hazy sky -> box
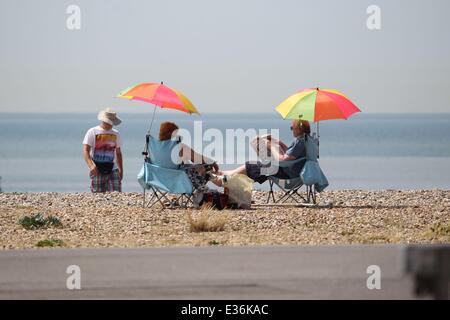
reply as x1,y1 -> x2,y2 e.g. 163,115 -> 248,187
0,0 -> 449,113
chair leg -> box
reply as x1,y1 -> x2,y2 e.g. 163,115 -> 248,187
267,180 -> 277,203
143,188 -> 155,208
173,193 -> 187,208
268,180 -> 314,205
143,187 -> 198,210
293,188 -> 307,203
278,190 -> 290,203
267,180 -> 273,203
281,190 -> 293,203
184,193 -> 194,207
276,184 -> 307,204
150,187 -> 166,209
281,189 -> 302,204
276,185 -> 292,204
271,184 -> 277,202
144,192 -> 158,208
311,186 -> 317,204
305,185 -> 317,204
142,188 -> 146,208
170,193 -> 194,208
143,186 -> 165,209
181,193 -> 192,208
160,191 -> 171,204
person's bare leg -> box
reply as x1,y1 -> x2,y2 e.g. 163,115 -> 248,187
221,165 -> 247,176
208,165 -> 248,187
209,175 -> 224,187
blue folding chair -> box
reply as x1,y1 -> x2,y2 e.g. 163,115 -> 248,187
137,135 -> 197,209
266,157 -> 313,204
266,135 -> 328,205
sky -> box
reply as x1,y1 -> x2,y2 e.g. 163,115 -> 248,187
0,0 -> 449,113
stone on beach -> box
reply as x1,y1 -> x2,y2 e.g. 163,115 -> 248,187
0,190 -> 449,249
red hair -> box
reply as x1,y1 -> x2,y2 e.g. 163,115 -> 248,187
159,122 -> 179,140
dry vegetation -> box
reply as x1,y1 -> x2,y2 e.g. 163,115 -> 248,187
186,204 -> 230,233
0,190 -> 449,249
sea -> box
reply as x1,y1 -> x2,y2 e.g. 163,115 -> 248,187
0,112 -> 449,192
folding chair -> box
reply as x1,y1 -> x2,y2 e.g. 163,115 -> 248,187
137,134 -> 211,209
266,157 -> 317,204
138,161 -> 195,209
265,134 -> 328,205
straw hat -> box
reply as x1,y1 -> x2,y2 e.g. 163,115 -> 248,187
97,108 -> 121,126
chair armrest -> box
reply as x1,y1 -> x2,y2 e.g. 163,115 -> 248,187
277,157 -> 306,168
182,163 -> 214,169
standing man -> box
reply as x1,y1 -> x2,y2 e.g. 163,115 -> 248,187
83,108 -> 123,192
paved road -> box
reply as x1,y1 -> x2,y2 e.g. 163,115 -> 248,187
0,245 -> 417,299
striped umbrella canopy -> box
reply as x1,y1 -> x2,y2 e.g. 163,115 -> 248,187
275,88 -> 361,122
116,82 -> 199,134
117,82 -> 199,114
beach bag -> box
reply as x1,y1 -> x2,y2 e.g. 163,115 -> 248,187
299,135 -> 329,192
200,190 -> 228,210
223,173 -> 254,209
300,161 -> 329,192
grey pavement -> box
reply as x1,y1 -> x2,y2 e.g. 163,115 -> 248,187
0,245 -> 422,299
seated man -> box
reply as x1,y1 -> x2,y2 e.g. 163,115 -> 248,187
222,120 -> 310,183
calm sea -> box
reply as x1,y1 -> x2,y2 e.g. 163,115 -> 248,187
1,112 -> 450,192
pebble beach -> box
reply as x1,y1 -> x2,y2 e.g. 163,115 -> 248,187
1,190 -> 450,249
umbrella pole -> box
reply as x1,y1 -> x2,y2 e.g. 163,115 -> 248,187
143,105 -> 157,160
148,105 -> 158,135
317,122 -> 320,139
316,122 -> 320,159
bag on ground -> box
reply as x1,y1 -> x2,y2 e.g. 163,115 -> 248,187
223,173 -> 254,209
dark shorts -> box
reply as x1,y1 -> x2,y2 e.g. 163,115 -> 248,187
245,161 -> 291,184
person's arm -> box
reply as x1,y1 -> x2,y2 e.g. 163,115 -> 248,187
280,153 -> 296,161
116,147 -> 123,180
83,144 -> 99,176
278,140 -> 288,152
180,144 -> 219,172
264,140 -> 295,161
273,147 -> 296,161
280,138 -> 306,162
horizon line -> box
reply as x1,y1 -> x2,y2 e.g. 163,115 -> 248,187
1,111 -> 450,115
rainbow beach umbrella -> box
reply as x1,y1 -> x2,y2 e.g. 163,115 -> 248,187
275,88 -> 361,122
116,82 -> 199,133
275,87 -> 361,157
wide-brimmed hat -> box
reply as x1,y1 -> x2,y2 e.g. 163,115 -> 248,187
97,108 -> 121,126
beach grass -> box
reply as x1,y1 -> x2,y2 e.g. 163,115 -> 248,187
187,204 -> 230,233
424,222 -> 450,241
36,239 -> 64,247
18,213 -> 63,230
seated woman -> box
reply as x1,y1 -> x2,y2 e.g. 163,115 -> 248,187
153,121 -> 222,192
221,120 -> 310,183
